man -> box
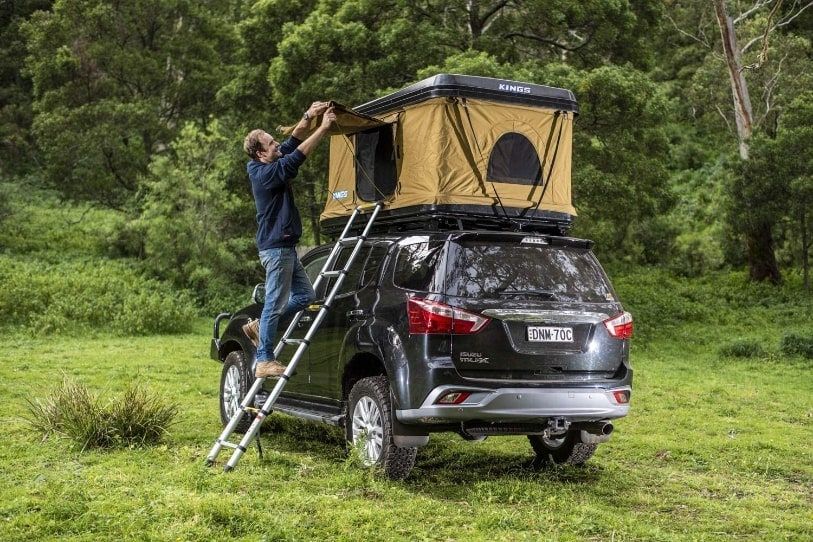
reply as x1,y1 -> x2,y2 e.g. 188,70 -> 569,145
242,101 -> 336,378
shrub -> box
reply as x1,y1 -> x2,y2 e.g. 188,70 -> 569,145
25,377 -> 178,449
779,333 -> 813,359
106,382 -> 180,446
25,378 -> 106,449
0,255 -> 197,335
718,340 -> 766,359
612,268 -> 810,340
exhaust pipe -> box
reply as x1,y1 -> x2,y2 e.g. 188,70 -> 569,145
579,421 -> 613,444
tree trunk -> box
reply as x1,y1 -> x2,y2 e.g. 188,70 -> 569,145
713,0 -> 754,160
745,221 -> 781,284
466,0 -> 482,41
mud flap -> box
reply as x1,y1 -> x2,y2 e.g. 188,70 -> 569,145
390,390 -> 429,447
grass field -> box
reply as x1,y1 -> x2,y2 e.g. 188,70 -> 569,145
1,309 -> 811,541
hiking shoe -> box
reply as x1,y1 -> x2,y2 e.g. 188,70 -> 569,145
243,319 -> 259,347
255,360 -> 286,378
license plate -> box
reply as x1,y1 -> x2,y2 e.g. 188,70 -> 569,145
527,326 -> 574,342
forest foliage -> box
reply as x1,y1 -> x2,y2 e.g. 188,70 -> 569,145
1,0 -> 812,308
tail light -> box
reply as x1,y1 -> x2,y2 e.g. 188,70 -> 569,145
407,298 -> 490,334
603,312 -> 633,340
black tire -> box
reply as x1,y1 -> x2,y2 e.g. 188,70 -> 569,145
528,431 -> 598,466
219,350 -> 253,433
346,375 -> 417,480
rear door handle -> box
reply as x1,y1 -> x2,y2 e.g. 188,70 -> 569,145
346,309 -> 367,320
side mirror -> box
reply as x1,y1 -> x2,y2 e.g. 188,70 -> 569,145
252,283 -> 265,305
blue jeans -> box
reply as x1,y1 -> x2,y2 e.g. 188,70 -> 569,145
256,247 -> 316,362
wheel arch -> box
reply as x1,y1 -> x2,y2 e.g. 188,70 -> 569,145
218,339 -> 245,362
342,352 -> 387,401
340,322 -> 411,409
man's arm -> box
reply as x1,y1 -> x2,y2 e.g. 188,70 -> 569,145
254,109 -> 336,189
291,101 -> 330,140
296,107 -> 336,157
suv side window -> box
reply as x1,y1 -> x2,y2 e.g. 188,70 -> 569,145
330,246 -> 370,295
303,252 -> 330,299
361,244 -> 390,287
393,241 -> 445,292
304,253 -> 329,285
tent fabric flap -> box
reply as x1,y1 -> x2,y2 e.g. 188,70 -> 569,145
278,101 -> 386,137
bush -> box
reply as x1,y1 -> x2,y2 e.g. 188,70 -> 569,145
612,268 -> 810,340
718,340 -> 766,359
25,378 -> 178,449
0,255 -> 198,335
779,333 -> 813,359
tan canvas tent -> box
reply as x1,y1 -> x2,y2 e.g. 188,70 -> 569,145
286,74 -> 580,235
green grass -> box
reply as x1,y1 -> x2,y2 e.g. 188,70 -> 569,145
1,315 -> 811,541
2,183 -> 811,539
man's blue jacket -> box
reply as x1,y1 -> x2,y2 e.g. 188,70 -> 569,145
247,137 -> 306,251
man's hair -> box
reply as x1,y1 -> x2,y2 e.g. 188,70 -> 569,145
244,129 -> 265,161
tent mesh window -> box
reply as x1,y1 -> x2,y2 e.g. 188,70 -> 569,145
355,125 -> 397,201
486,132 -> 542,186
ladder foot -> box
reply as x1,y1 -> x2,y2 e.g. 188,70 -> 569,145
223,465 -> 234,473
205,458 -> 215,467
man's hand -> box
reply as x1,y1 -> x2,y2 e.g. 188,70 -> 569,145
320,107 -> 337,131
292,101 -> 331,140
307,101 -> 330,119
297,106 -> 337,157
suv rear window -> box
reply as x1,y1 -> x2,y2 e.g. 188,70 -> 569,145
445,240 -> 614,302
392,241 -> 445,292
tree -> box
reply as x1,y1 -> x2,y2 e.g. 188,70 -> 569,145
23,0 -> 236,208
667,0 -> 813,282
774,92 -> 813,289
406,0 -> 661,69
138,120 -> 258,308
0,0 -> 52,174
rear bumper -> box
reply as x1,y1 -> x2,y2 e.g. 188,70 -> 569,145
396,385 -> 630,423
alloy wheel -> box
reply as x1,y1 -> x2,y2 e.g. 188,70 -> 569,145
351,396 -> 384,465
223,364 -> 242,420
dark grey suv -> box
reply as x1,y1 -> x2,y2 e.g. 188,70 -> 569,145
211,231 -> 632,479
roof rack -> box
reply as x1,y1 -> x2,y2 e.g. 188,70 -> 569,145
320,204 -> 572,238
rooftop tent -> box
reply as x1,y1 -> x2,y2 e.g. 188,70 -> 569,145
320,74 -> 579,233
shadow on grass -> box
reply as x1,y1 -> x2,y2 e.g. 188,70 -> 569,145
251,413 -> 608,496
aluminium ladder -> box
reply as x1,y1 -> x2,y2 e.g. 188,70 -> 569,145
206,202 -> 384,471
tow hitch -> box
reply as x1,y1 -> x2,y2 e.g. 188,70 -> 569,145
544,417 -> 570,438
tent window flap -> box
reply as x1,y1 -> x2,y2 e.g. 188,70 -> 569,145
486,132 -> 542,186
355,125 -> 397,201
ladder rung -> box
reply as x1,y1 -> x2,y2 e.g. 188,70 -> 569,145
321,269 -> 346,278
282,338 -> 310,346
339,235 -> 364,246
219,440 -> 240,450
